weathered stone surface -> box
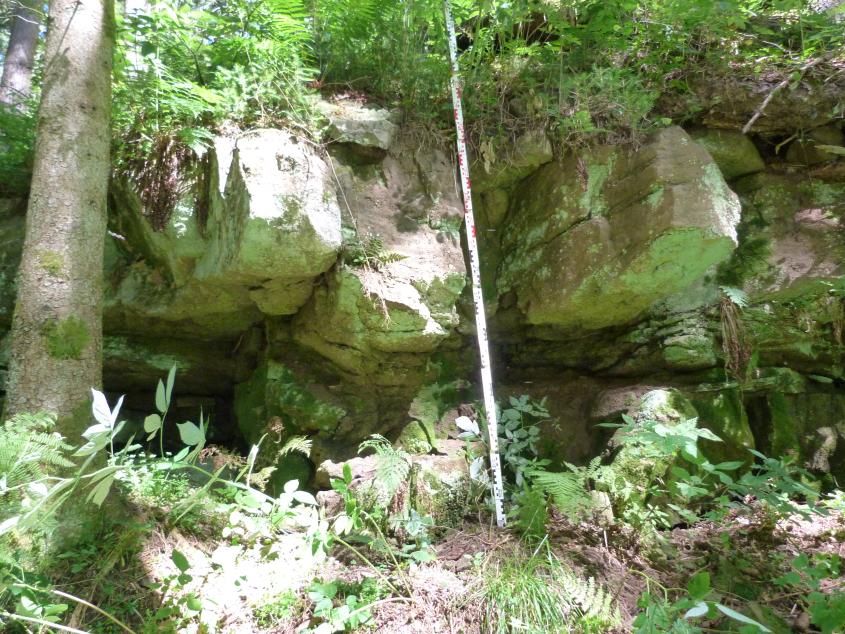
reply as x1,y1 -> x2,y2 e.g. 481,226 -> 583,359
105,266 -> 261,340
472,129 -> 553,193
318,101 -> 398,150
197,128 -> 343,315
315,438 -> 470,525
690,128 -> 765,180
498,126 -> 741,331
103,335 -> 237,394
293,268 -> 459,385
724,174 -> 845,297
785,125 -> 844,165
766,390 -> 845,480
688,388 -> 755,463
689,72 -> 845,135
234,359 -> 347,445
109,179 -> 206,286
292,138 -> 467,389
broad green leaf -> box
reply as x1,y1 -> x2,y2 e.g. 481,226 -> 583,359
684,601 -> 709,619
156,379 -> 167,414
715,604 -> 771,631
87,473 -> 115,506
814,144 -> 845,156
177,421 -> 203,446
166,365 -> 177,404
144,413 -> 162,434
293,491 -> 317,505
185,594 -> 203,612
91,389 -> 112,427
171,550 -> 190,572
172,446 -> 191,462
0,516 -> 19,535
696,428 -> 722,442
687,572 -> 710,601
283,479 -> 299,494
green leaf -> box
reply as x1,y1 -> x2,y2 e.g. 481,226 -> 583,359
156,379 -> 167,414
814,144 -> 845,156
144,414 -> 162,434
172,446 -> 190,462
684,601 -> 709,619
715,604 -> 771,631
687,572 -> 710,601
177,421 -> 203,446
166,365 -> 177,404
171,550 -> 190,573
185,594 -> 203,611
91,389 -> 113,427
87,474 -> 115,506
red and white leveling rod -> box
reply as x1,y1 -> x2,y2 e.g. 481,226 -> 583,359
444,0 -> 507,528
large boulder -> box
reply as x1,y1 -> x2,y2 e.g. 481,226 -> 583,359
471,129 -> 554,193
196,128 -> 343,315
318,101 -> 398,151
291,138 -> 467,390
689,128 -> 765,180
498,126 -> 742,330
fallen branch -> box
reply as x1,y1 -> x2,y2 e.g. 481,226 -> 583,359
742,57 -> 824,134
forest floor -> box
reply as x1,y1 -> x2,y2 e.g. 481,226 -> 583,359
60,493 -> 845,634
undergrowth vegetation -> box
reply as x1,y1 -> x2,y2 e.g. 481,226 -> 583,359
2,0 -> 843,201
1,380 -> 844,632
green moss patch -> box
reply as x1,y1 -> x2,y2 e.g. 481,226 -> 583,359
43,316 -> 90,360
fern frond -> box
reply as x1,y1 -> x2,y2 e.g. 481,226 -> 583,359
560,573 -> 621,629
358,434 -> 411,501
720,285 -> 749,309
278,435 -> 312,458
529,468 -> 593,520
0,416 -> 74,491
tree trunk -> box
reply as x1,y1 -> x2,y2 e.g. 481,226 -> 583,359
0,0 -> 41,108
4,0 -> 115,440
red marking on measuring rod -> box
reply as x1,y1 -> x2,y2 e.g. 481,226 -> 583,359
444,0 -> 507,528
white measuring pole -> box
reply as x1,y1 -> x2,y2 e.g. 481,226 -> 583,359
444,0 -> 506,528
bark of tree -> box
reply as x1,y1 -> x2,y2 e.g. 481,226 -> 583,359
0,0 -> 41,108
4,0 -> 115,440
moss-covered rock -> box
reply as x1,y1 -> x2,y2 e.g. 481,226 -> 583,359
766,390 -> 845,480
785,125 -> 844,166
498,127 -> 741,331
317,101 -> 399,151
721,173 -> 845,295
688,388 -> 755,463
471,130 -> 553,193
234,359 -> 347,445
196,128 -> 343,315
689,128 -> 765,180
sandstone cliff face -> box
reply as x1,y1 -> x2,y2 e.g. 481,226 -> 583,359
1,101 -> 843,483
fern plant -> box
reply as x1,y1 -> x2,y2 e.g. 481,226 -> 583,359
357,434 -> 411,503
0,413 -> 75,495
342,233 -> 406,271
479,549 -> 619,634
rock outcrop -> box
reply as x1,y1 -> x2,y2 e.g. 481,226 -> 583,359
1,99 -> 843,484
